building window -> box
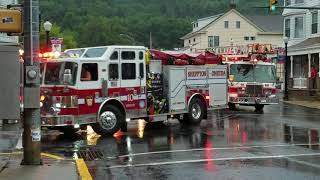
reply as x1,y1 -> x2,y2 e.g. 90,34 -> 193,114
189,39 -> 191,44
312,11 -> 318,34
251,36 -> 256,41
285,18 -> 291,38
295,0 -> 304,4
293,55 -> 308,78
214,36 -> 219,47
294,17 -> 304,38
224,21 -> 229,28
121,63 -> 136,80
208,36 -> 214,48
236,21 -> 240,29
244,36 -> 249,41
193,38 -> 196,42
285,0 -> 291,6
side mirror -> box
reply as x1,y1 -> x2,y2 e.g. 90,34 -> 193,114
63,69 -> 72,85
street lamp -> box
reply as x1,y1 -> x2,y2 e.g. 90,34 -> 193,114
43,21 -> 52,51
283,36 -> 289,101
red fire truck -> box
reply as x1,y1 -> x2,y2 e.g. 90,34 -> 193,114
39,46 -> 228,135
213,44 -> 279,111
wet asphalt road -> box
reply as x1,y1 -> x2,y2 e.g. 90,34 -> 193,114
42,102 -> 320,180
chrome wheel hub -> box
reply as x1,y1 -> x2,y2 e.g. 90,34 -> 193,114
191,104 -> 201,119
100,111 -> 117,130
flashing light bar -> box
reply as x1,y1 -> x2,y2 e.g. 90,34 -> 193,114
39,51 -> 61,59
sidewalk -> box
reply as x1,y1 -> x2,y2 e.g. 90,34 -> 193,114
278,92 -> 320,109
0,153 -> 79,180
0,122 -> 87,180
283,100 -> 320,109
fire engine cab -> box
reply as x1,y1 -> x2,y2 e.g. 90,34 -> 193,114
214,44 -> 279,111
39,46 -> 228,135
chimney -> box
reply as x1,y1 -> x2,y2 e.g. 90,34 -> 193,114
230,0 -> 236,9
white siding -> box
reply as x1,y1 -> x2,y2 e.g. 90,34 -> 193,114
283,0 -> 320,46
198,11 -> 282,50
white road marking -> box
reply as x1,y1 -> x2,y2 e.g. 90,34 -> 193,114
108,153 -> 320,169
118,143 -> 320,158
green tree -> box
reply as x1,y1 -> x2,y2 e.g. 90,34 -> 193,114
40,23 -> 77,51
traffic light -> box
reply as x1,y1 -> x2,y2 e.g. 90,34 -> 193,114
269,0 -> 278,11
0,9 -> 22,33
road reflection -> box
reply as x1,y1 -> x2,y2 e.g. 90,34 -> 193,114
284,124 -> 320,150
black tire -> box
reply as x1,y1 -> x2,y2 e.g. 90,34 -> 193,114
228,103 -> 236,111
185,98 -> 205,124
121,122 -> 128,132
255,104 -> 264,111
92,104 -> 124,136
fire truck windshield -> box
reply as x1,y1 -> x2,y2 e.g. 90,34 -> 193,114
230,64 -> 276,83
44,62 -> 78,85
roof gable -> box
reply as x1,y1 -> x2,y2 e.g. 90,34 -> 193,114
202,9 -> 264,32
181,9 -> 283,40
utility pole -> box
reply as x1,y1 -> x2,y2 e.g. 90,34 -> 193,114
22,0 -> 42,165
149,32 -> 152,49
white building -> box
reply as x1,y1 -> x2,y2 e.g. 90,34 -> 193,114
283,0 -> 320,97
0,0 -> 19,45
181,8 -> 284,51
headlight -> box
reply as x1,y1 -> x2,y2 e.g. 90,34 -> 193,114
49,107 -> 61,115
238,87 -> 246,94
55,103 -> 62,108
264,89 -> 272,95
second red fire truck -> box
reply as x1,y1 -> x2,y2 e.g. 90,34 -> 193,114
39,46 -> 228,135
215,44 -> 279,111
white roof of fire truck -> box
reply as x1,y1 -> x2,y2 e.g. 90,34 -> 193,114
40,45 -> 146,63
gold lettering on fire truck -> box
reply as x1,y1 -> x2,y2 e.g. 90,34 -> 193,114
127,94 -> 134,102
211,71 -> 226,76
188,71 -> 207,77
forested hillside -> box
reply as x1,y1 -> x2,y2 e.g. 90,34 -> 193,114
39,0 -> 282,49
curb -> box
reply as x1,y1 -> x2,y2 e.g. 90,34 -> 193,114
283,101 -> 320,110
75,159 -> 93,180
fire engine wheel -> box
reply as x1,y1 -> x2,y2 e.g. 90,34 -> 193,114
92,105 -> 124,136
255,104 -> 264,111
185,98 -> 205,124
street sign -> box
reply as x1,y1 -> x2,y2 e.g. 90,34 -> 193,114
51,38 -> 64,52
0,9 -> 22,33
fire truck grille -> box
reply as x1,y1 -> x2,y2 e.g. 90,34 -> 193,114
246,85 -> 263,97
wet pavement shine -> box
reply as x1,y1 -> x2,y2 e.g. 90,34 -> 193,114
41,102 -> 320,180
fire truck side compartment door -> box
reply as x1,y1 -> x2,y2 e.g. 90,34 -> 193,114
167,67 -> 186,111
208,66 -> 228,106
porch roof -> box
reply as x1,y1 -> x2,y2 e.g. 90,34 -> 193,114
288,37 -> 320,55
